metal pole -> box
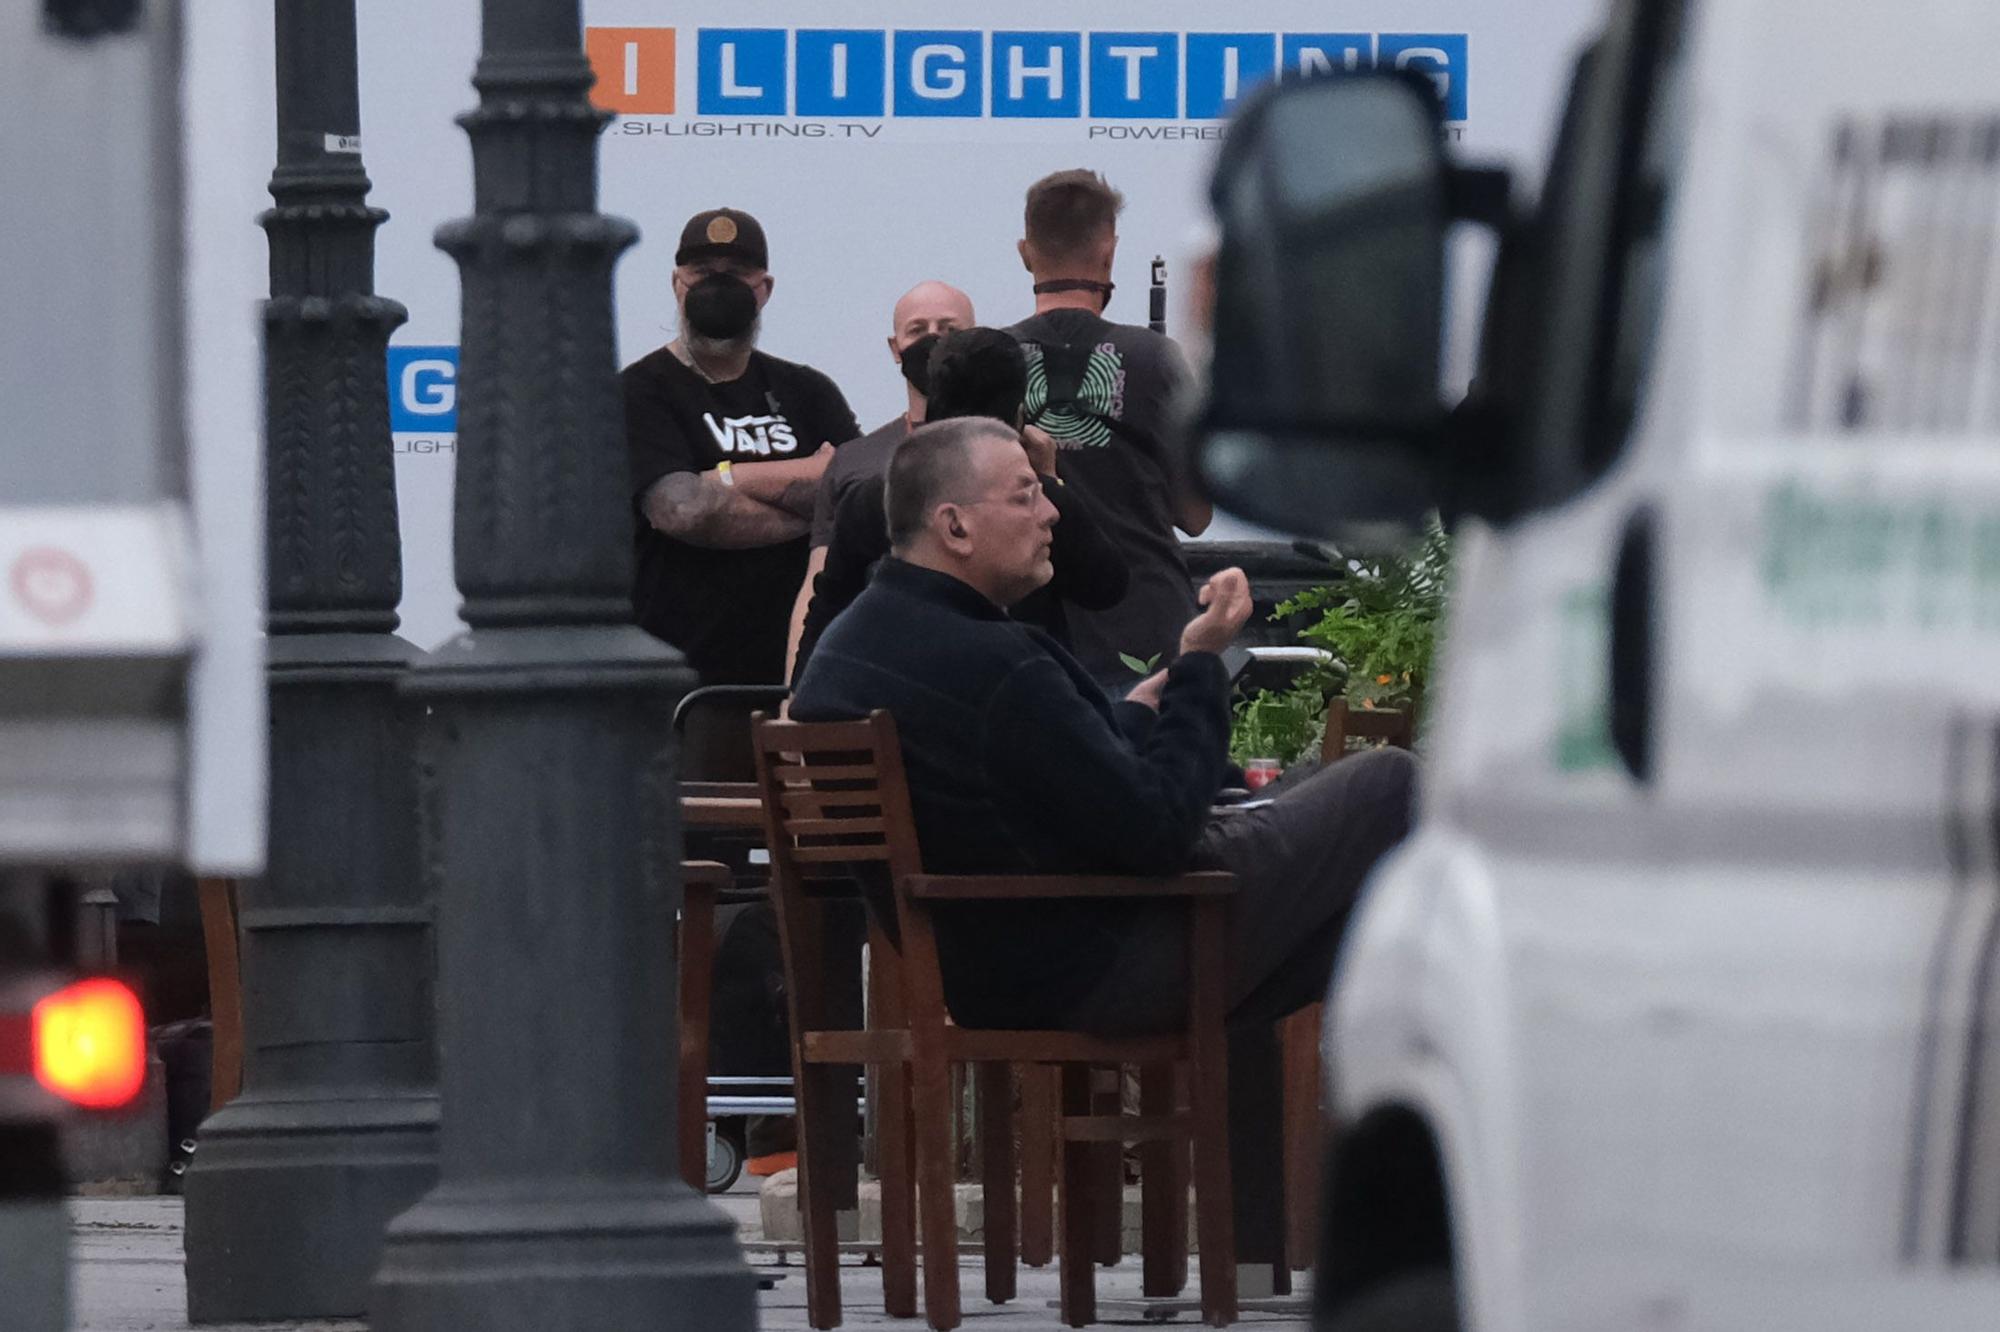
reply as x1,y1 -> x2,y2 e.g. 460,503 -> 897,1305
368,0 -> 755,1325
183,1 -> 438,1320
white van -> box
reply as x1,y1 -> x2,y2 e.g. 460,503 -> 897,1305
1192,1 -> 2000,1328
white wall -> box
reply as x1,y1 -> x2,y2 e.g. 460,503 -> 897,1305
189,1 -> 1606,651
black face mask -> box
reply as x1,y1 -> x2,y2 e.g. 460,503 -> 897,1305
683,273 -> 758,340
898,333 -> 941,396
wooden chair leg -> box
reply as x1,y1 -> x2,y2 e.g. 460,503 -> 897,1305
1190,906 -> 1237,1328
796,1062 -> 847,1329
1281,1004 -> 1325,1272
196,877 -> 242,1112
911,1039 -> 963,1330
676,877 -> 718,1194
870,939 -> 918,1319
1090,1067 -> 1123,1267
977,1062 -> 1017,1304
1018,1064 -> 1056,1267
1057,1064 -> 1098,1327
1140,1062 -> 1189,1298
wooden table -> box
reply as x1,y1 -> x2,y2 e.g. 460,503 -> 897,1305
680,781 -> 763,830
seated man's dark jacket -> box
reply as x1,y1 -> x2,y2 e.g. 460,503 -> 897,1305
790,558 -> 1231,1028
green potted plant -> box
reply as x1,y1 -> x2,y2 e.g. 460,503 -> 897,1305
1229,518 -> 1450,768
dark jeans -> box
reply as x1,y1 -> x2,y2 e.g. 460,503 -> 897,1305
1060,747 -> 1418,1037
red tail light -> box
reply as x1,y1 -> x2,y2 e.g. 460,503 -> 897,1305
33,977 -> 146,1109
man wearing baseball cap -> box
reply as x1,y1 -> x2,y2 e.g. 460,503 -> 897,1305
624,207 -> 860,684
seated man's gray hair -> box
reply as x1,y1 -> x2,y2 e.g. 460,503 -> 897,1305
885,416 -> 1020,550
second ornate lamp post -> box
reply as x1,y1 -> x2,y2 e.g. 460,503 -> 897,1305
367,2 -> 756,1327
184,2 -> 437,1319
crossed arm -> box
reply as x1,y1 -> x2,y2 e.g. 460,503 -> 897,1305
641,448 -> 830,549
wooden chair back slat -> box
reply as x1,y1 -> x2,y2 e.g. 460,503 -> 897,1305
788,843 -> 892,865
771,762 -> 880,783
787,816 -> 889,837
778,791 -> 886,818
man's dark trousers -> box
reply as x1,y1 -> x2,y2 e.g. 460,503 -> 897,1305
1057,748 -> 1418,1268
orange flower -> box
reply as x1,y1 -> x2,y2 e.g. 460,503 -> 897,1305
1375,673 -> 1393,685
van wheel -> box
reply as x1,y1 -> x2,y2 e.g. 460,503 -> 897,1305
1317,1269 -> 1458,1332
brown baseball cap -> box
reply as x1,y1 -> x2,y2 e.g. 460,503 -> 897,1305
675,208 -> 769,269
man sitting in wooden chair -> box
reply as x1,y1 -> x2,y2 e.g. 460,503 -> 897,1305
789,413 -> 1414,1041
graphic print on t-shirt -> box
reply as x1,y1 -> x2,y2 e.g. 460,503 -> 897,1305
704,411 -> 799,455
1022,341 -> 1126,449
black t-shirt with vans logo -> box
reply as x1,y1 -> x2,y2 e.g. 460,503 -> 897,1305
624,346 -> 859,684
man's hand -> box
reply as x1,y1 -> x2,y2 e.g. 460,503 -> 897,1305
1020,424 -> 1059,478
1179,567 -> 1253,658
1125,669 -> 1169,712
728,442 -> 838,519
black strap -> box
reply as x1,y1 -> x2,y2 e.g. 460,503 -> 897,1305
1032,278 -> 1115,300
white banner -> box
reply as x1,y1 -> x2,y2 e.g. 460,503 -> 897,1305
197,1 -> 1605,650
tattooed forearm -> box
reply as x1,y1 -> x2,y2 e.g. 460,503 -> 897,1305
643,472 -> 809,549
774,476 -> 822,519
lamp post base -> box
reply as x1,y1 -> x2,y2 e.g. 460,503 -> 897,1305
183,1094 -> 436,1322
370,1181 -> 756,1332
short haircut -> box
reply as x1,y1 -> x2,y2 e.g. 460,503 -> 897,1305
885,417 -> 1018,550
1023,169 -> 1124,265
926,328 -> 1028,425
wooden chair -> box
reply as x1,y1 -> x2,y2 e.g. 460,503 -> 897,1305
679,683 -> 931,1319
204,864 -> 749,1206
672,681 -> 794,1195
196,877 -> 243,1112
1279,700 -> 1418,1267
752,711 -> 1240,1329
675,858 -> 747,1191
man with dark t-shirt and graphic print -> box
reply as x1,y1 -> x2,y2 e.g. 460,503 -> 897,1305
624,207 -> 860,684
1008,170 -> 1214,690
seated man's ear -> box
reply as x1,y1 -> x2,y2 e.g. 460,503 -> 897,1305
936,503 -> 970,544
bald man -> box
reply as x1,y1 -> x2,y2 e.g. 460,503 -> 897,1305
784,280 -> 975,678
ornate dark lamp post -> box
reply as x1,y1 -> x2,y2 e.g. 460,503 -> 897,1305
367,1 -> 755,1326
182,2 -> 439,1321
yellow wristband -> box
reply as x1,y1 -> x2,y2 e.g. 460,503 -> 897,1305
715,460 -> 735,487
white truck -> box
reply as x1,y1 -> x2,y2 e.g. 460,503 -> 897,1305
1193,0 -> 2000,1327
2,5 -> 260,1328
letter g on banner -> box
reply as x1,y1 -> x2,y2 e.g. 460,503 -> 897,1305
1379,33 -> 1469,121
894,31 -> 983,116
388,346 -> 460,433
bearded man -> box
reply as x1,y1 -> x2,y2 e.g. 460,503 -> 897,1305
624,207 -> 860,684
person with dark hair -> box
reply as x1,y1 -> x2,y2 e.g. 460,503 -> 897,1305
624,208 -> 861,685
783,280 -> 974,680
790,328 -> 1128,683
790,417 -> 1414,1040
1010,169 -> 1214,690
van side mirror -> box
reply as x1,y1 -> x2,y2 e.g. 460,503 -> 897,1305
1191,71 -> 1505,544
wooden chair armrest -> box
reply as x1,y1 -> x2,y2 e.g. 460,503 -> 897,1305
682,860 -> 733,893
902,871 -> 1235,901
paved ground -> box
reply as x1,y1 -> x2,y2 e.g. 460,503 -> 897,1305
70,1190 -> 1312,1330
